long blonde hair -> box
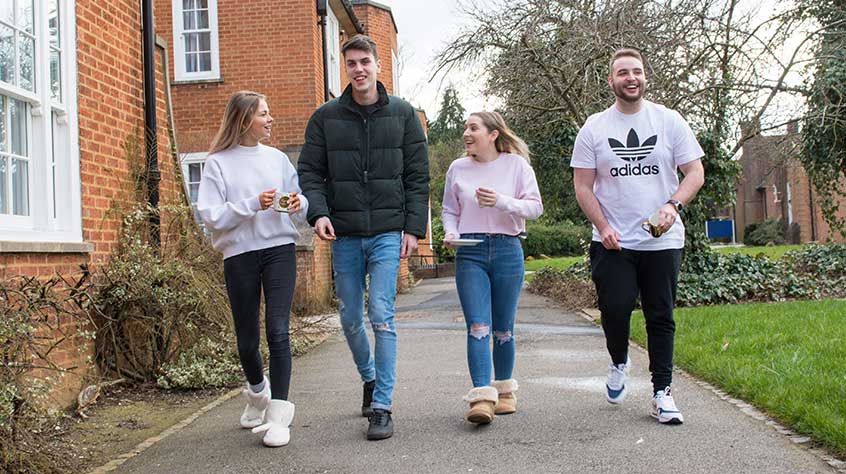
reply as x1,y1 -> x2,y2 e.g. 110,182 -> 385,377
470,111 -> 530,162
209,91 -> 266,154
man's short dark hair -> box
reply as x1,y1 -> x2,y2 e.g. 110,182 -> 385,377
609,47 -> 645,74
342,34 -> 379,61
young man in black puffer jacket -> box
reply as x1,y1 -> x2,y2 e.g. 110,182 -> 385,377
297,34 -> 429,441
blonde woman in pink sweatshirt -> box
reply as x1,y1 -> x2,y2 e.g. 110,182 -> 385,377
442,111 -> 543,424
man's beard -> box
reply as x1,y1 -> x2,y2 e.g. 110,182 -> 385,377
614,82 -> 644,103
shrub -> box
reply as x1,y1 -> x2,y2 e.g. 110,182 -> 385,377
157,337 -> 242,390
530,244 -> 846,308
522,221 -> 591,257
743,218 -> 785,246
1,273 -> 94,474
526,267 -> 596,310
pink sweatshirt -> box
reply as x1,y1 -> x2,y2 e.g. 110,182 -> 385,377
441,153 -> 543,237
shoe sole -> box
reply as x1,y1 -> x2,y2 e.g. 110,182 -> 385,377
366,431 -> 393,440
466,413 -> 494,424
650,407 -> 684,424
605,385 -> 627,404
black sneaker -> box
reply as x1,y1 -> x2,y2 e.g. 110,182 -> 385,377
366,409 -> 393,440
361,380 -> 375,417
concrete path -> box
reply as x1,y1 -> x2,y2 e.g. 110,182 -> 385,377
112,277 -> 836,474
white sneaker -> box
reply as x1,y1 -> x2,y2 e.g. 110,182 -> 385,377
240,377 -> 270,429
605,358 -> 630,404
650,386 -> 684,424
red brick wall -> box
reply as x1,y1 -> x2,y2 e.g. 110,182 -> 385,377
351,2 -> 398,95
1,1 -> 182,407
154,0 -> 325,153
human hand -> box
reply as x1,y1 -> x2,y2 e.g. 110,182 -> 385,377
401,233 -> 419,259
599,226 -> 621,250
475,187 -> 498,207
314,216 -> 336,241
656,203 -> 678,233
443,233 -> 457,250
259,189 -> 277,210
286,192 -> 301,213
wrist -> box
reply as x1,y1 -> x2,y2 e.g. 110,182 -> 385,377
666,199 -> 683,213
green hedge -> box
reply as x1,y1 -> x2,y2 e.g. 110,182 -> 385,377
522,221 -> 591,257
743,218 -> 785,246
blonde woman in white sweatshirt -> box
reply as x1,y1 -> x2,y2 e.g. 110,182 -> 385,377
198,91 -> 308,447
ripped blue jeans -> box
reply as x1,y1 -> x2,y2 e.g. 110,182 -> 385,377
332,231 -> 401,411
455,234 -> 524,387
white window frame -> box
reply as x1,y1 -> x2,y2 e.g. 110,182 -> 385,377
172,0 -> 220,82
391,48 -> 400,96
180,152 -> 206,204
0,0 -> 82,244
326,7 -> 341,97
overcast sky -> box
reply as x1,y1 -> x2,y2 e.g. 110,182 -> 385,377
383,0 -> 495,121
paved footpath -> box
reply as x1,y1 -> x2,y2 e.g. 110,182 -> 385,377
113,277 -> 836,474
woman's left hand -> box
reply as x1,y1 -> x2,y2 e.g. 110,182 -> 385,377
475,187 -> 498,207
287,191 -> 301,213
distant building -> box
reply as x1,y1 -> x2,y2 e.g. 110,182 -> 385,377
734,120 -> 845,243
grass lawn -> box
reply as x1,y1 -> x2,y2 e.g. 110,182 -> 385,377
714,244 -> 803,259
524,256 -> 583,272
629,299 -> 846,456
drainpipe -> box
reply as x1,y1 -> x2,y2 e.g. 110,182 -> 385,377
317,0 -> 330,102
809,180 -> 818,241
142,0 -> 161,247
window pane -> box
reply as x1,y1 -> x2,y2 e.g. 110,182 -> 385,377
185,32 -> 198,52
48,0 -> 60,47
197,10 -> 209,29
188,163 -> 202,182
20,35 -> 35,91
0,158 -> 6,213
18,0 -> 34,33
11,158 -> 28,216
50,48 -> 61,101
197,0 -> 208,9
189,183 -> 199,202
199,32 -> 210,51
0,95 -> 5,152
0,25 -> 13,85
183,11 -> 196,30
183,0 -> 195,10
198,52 -> 211,72
52,112 -> 57,219
185,53 -> 197,72
10,99 -> 26,156
0,2 -> 12,26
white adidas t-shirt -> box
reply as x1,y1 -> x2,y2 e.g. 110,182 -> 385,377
570,100 -> 704,250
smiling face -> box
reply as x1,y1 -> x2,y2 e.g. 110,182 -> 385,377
463,115 -> 499,157
608,55 -> 647,104
245,99 -> 272,143
344,48 -> 381,99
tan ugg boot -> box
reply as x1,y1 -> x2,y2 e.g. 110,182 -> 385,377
491,379 -> 519,415
463,386 -> 498,424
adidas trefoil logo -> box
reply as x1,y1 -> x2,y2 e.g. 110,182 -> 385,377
608,129 -> 657,162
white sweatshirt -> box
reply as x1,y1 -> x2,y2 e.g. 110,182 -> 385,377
197,144 -> 309,259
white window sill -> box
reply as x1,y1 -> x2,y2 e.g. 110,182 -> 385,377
172,77 -> 224,85
0,240 -> 94,253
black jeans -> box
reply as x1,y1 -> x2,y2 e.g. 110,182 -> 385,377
223,244 -> 297,400
589,241 -> 682,393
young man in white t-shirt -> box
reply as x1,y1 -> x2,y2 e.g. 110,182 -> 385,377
571,48 -> 705,424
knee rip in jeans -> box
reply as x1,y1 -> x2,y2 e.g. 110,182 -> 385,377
494,330 -> 512,345
469,324 -> 490,340
371,322 -> 393,333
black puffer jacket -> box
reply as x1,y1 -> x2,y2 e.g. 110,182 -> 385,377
297,82 -> 430,237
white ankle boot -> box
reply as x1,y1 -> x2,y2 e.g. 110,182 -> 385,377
252,399 -> 295,447
240,377 -> 270,429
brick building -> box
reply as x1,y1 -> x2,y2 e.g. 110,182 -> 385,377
734,122 -> 846,243
0,0 -> 183,403
156,0 -> 431,308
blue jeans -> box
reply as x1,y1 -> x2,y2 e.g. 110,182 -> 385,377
332,231 -> 401,411
455,234 -> 524,387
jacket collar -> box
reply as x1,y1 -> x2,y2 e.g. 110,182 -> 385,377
339,81 -> 390,112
